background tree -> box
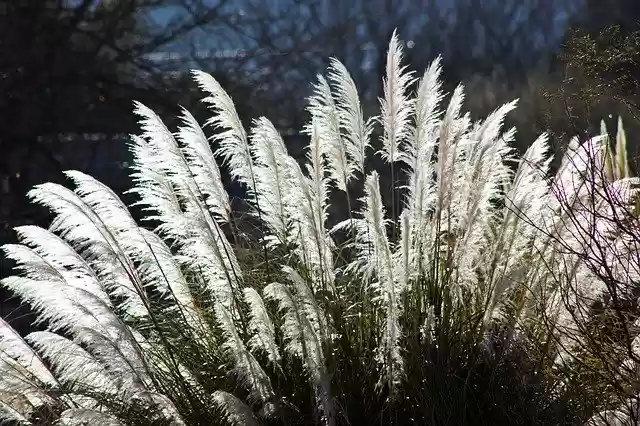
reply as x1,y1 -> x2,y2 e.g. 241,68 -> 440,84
539,1 -> 640,168
575,0 -> 640,33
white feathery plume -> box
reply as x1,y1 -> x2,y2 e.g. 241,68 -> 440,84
327,57 -> 375,176
27,181 -> 148,318
178,211 -> 240,313
378,29 -> 416,163
305,74 -> 352,192
127,134 -> 184,230
363,172 -> 406,395
64,170 -> 140,235
401,55 -> 444,171
128,231 -> 213,350
290,149 -> 335,291
1,244 -> 106,307
243,288 -> 281,365
344,171 -> 394,283
504,133 -> 553,233
250,117 -> 297,245
25,332 -> 116,395
305,123 -> 330,230
75,326 -> 154,398
176,198 -> 242,315
129,132 -> 229,291
339,171 -> 405,395
401,56 -> 444,257
192,70 -> 254,192
1,277 -> 153,392
448,101 -> 517,294
0,318 -> 56,389
130,107 -> 242,313
263,121 -> 335,292
65,171 -> 165,304
263,279 -> 334,426
434,85 -> 468,220
56,409 -> 124,426
133,102 -> 193,184
485,133 -> 552,321
11,226 -> 110,305
214,302 -> 275,409
133,102 -> 225,234
133,101 -> 212,220
0,320 -> 59,413
129,391 -> 186,425
551,136 -> 606,210
133,102 -> 209,221
602,120 -> 616,182
449,100 -> 517,225
132,228 -> 206,331
64,182 -> 204,355
212,391 -> 260,426
133,228 -> 192,305
177,107 -> 230,223
281,266 -> 329,344
263,282 -> 320,371
394,210 -> 413,293
616,116 -> 629,179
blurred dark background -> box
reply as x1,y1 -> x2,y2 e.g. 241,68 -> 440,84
1,0 -> 639,328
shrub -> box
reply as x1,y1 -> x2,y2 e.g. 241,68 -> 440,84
0,32 -> 639,425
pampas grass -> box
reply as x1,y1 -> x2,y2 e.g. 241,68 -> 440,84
1,33 -> 639,425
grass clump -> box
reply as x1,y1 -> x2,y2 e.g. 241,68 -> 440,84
0,31 -> 639,425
